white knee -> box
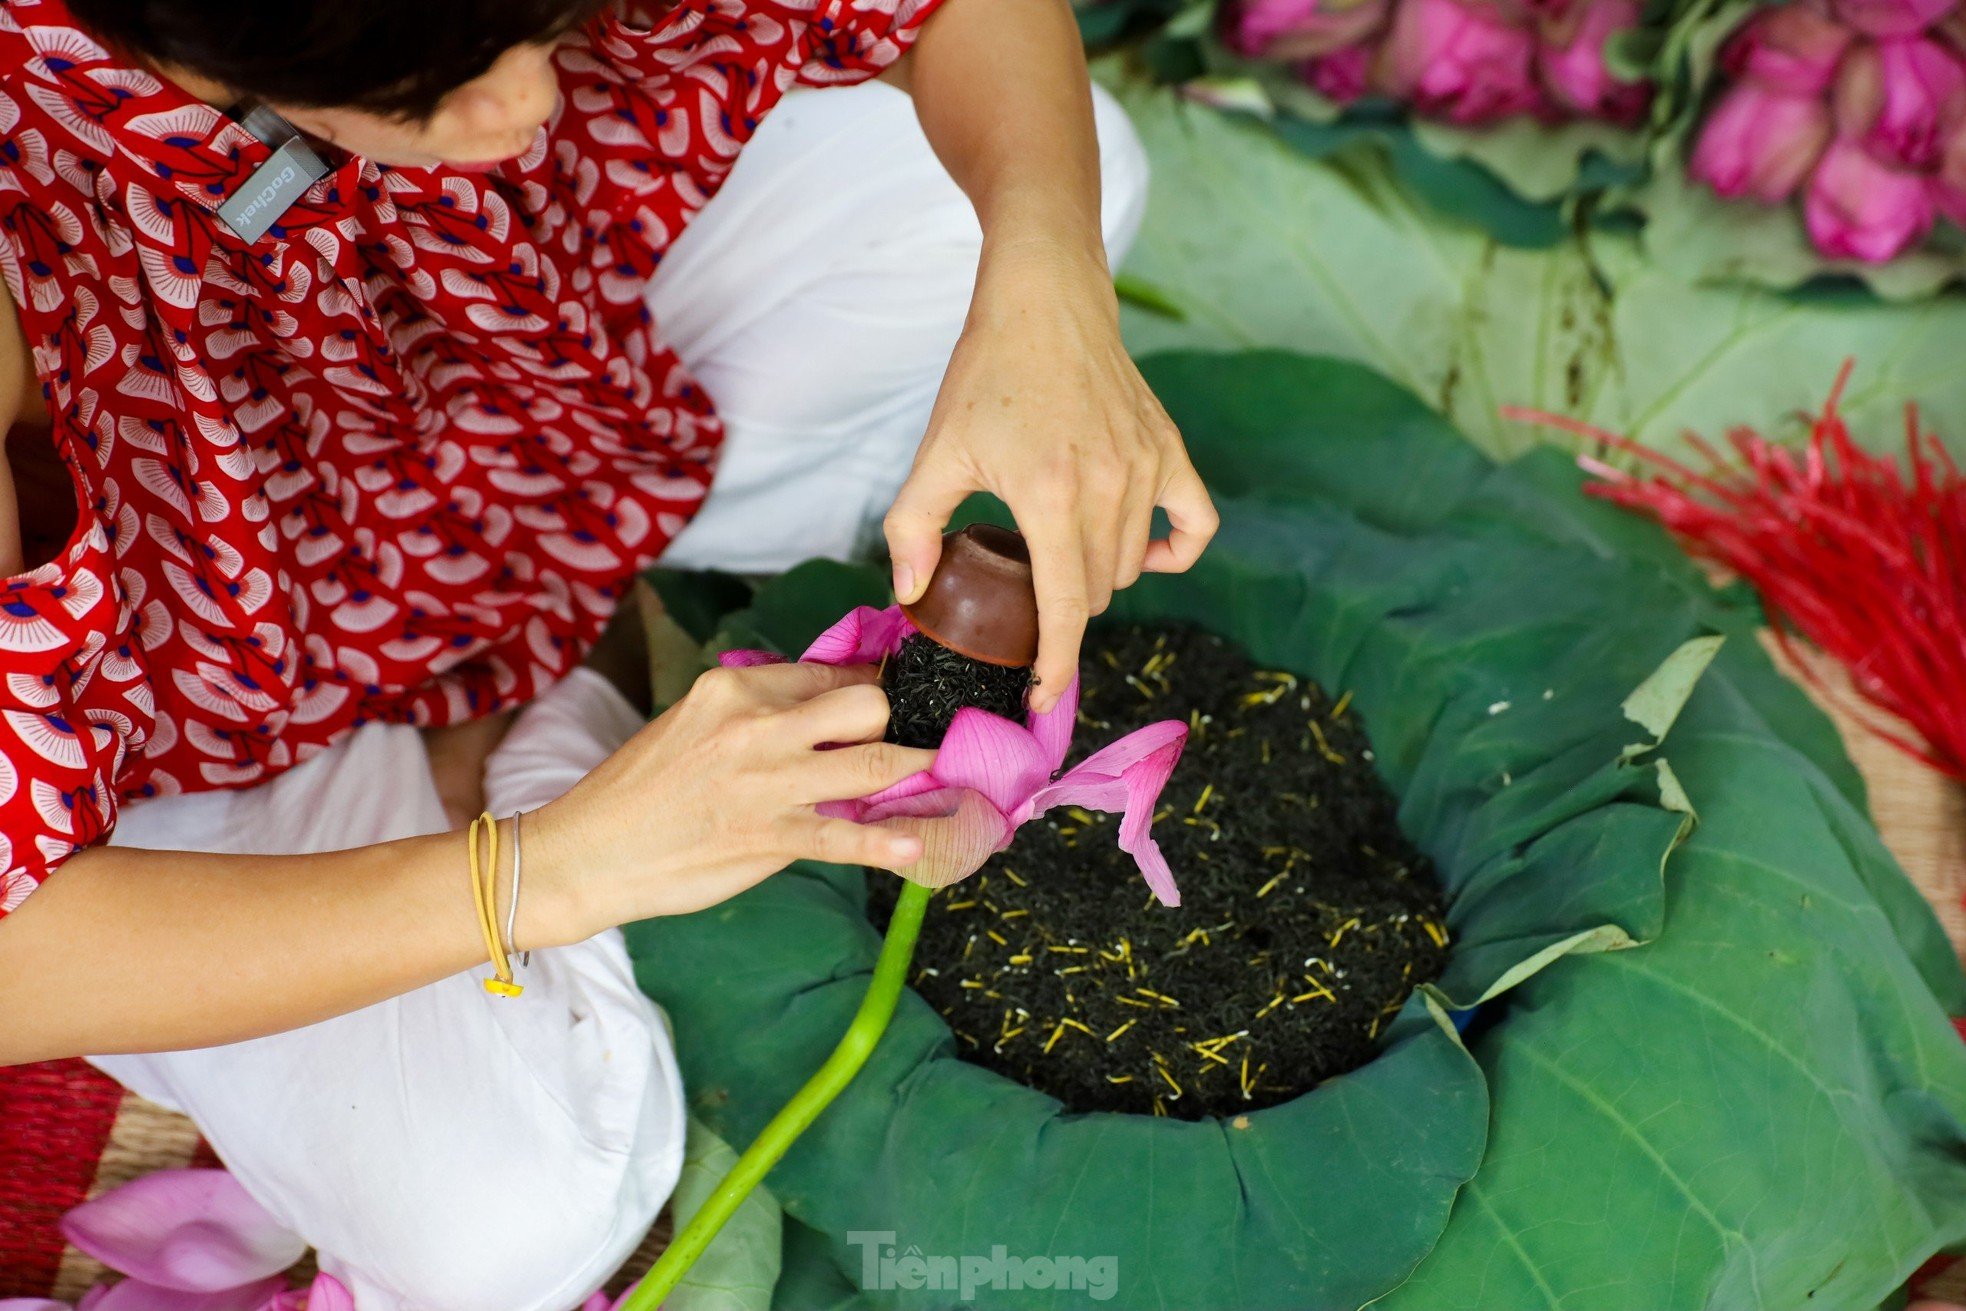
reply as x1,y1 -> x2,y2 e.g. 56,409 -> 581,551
345,1159 -> 659,1311
310,949 -> 685,1310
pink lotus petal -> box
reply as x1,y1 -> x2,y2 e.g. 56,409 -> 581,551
78,1289 -> 109,1311
718,649 -> 786,668
800,605 -> 914,666
859,781 -> 977,822
830,778 -> 1017,885
0,1299 -> 75,1310
871,786 -> 1014,889
934,707 -> 1055,816
1026,677 -> 1080,775
87,1279 -> 290,1311
60,1171 -> 306,1295
820,768 -> 946,823
1028,721 -> 1191,815
1028,723 -> 1189,906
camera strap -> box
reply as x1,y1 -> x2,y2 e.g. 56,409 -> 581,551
216,104 -> 330,243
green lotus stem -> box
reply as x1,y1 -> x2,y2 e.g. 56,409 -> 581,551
619,878 -> 933,1311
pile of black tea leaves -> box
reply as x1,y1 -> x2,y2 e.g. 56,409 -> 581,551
868,623 -> 1450,1119
883,631 -> 1033,749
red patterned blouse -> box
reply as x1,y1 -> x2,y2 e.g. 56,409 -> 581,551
0,0 -> 942,913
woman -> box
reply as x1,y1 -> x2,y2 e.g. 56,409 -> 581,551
0,0 -> 1215,1304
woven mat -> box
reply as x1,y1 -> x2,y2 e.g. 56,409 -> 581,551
1769,638 -> 1966,960
4,637 -> 1962,1301
0,1067 -> 670,1301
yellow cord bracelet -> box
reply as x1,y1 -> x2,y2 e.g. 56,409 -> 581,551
468,811 -> 523,998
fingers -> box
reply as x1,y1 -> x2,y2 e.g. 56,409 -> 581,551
781,681 -> 892,746
884,460 -> 972,607
699,659 -> 880,711
1026,517 -> 1090,714
1079,503 -> 1119,619
798,816 -> 925,871
1113,484 -> 1155,593
802,739 -> 937,803
1143,461 -> 1218,575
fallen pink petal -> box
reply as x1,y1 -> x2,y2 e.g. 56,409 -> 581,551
84,1283 -> 291,1311
58,1170 -> 307,1295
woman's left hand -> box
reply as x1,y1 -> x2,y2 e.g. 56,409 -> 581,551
884,236 -> 1218,713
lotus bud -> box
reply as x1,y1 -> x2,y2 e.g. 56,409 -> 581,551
1832,39 -> 1888,135
1803,136 -> 1937,260
1854,36 -> 1966,166
1832,0 -> 1957,39
1220,0 -> 1394,60
1689,82 -> 1835,202
1719,1 -> 1855,95
1537,0 -> 1652,124
1374,0 -> 1544,124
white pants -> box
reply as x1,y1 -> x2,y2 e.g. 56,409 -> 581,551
90,80 -> 1149,1311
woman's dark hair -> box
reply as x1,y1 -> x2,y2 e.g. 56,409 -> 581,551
67,0 -> 611,118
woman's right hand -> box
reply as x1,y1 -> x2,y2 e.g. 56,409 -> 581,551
524,661 -> 934,944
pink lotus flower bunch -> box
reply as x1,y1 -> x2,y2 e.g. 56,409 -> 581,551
1690,0 -> 1966,261
723,605 -> 1189,905
1219,0 -> 1653,127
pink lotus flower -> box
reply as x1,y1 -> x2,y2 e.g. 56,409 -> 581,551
1221,0 -> 1393,60
1720,2 -> 1855,95
1833,0 -> 1957,38
1804,135 -> 1937,259
1373,0 -> 1544,124
1537,0 -> 1651,124
722,605 -> 1188,904
1689,82 -> 1834,201
0,1169 -> 349,1311
1832,36 -> 1966,167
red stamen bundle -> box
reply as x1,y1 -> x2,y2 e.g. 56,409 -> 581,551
1505,363 -> 1966,782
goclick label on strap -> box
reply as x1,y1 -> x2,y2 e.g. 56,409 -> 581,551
216,104 -> 330,243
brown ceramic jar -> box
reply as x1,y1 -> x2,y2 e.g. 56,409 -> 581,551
900,525 -> 1040,668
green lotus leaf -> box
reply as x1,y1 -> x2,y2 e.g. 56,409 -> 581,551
665,1116 -> 785,1311
623,352 -> 1966,1308
1405,115 -> 1646,206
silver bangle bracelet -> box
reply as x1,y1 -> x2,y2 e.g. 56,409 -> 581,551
507,810 -> 530,969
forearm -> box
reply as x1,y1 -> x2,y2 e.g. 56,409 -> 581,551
0,831 -> 539,1064
898,0 -> 1109,265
